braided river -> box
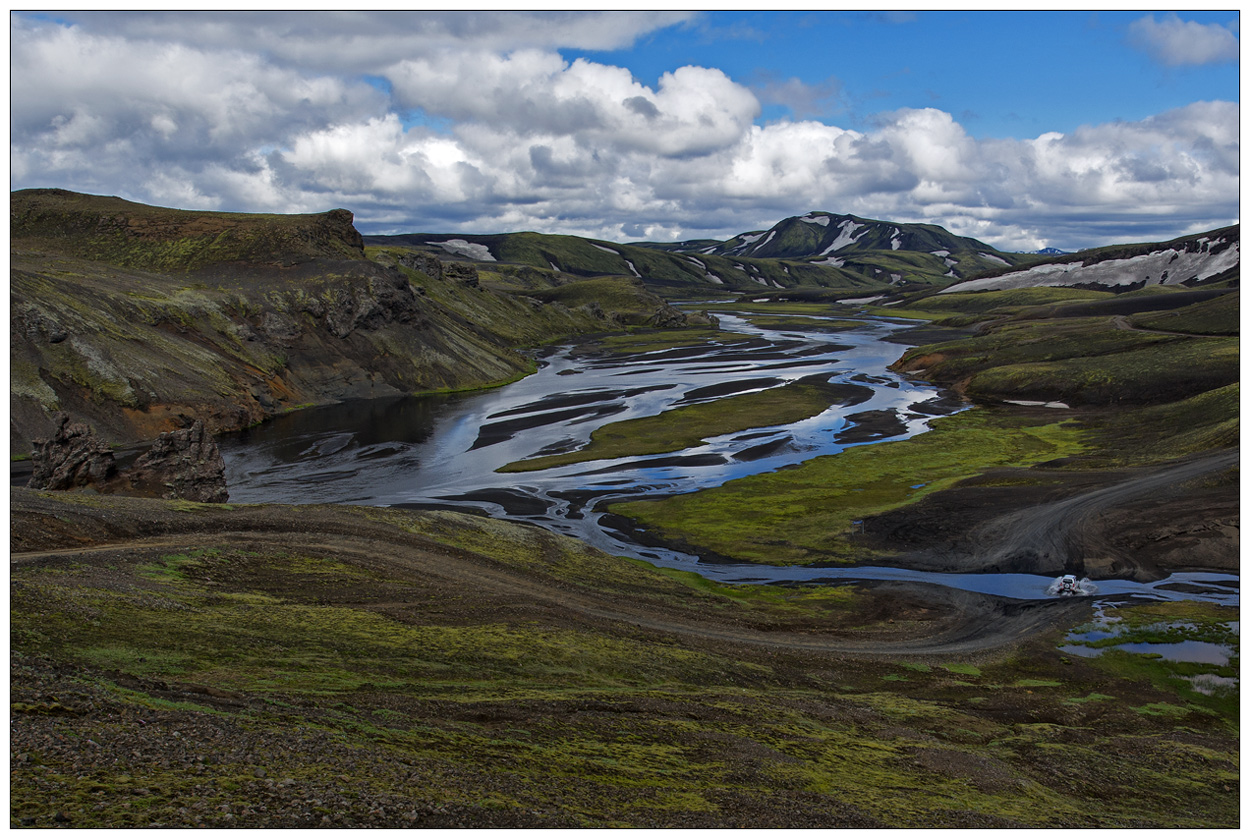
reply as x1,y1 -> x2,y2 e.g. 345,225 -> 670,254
220,312 -> 1238,608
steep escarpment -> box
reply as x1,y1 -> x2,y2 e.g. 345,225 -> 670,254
10,191 -> 685,450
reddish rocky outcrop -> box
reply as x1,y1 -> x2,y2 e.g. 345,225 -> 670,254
122,421 -> 229,503
27,415 -> 229,503
26,413 -> 118,491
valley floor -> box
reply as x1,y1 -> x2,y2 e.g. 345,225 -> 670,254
9,490 -> 1239,828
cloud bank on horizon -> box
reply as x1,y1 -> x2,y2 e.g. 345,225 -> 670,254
9,10 -> 1240,251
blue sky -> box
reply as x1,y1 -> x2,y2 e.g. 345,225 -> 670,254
568,11 -> 1240,138
9,10 -> 1240,251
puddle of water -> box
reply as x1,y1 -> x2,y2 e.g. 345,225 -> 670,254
1187,674 -> 1239,696
1061,639 -> 1234,665
1062,618 -> 1239,667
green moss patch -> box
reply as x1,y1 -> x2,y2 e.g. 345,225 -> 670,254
609,408 -> 1083,565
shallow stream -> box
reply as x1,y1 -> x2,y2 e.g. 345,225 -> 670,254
220,313 -> 1239,609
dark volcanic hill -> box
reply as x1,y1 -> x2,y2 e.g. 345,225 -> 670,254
668,211 -> 1002,260
635,210 -> 1034,288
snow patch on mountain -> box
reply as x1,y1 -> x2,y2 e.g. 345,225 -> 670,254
979,253 -> 1010,266
591,243 -> 618,255
799,214 -> 831,226
890,229 -> 902,250
430,239 -> 495,261
753,230 -> 776,252
943,238 -> 1239,293
624,259 -> 641,278
820,220 -> 865,255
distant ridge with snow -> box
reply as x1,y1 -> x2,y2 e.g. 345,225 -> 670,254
941,225 -> 1239,294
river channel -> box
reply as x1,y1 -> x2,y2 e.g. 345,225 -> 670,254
220,312 -> 1238,607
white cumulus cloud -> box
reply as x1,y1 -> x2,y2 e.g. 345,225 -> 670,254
8,11 -> 1241,252
1128,13 -> 1239,66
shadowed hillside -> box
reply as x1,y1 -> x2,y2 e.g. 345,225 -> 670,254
10,190 -> 696,450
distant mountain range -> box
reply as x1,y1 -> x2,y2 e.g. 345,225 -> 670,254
366,211 -> 1036,296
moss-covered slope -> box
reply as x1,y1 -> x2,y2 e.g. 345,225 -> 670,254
10,191 -> 689,450
10,491 -> 1239,828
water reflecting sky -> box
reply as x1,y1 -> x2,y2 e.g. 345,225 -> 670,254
220,314 -> 1238,606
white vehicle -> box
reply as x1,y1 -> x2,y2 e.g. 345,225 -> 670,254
1047,574 -> 1095,597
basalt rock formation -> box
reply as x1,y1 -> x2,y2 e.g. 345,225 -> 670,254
26,413 -> 118,491
120,420 -> 229,504
26,413 -> 229,503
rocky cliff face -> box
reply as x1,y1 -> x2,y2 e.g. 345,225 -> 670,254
9,190 -> 658,451
26,413 -> 118,491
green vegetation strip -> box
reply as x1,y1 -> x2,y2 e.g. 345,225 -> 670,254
609,408 -> 1083,565
499,375 -> 861,473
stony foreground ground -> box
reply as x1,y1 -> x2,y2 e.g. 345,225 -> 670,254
10,489 -> 1239,828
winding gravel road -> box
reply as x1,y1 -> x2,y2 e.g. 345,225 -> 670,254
11,507 -> 1087,660
974,447 -> 1239,573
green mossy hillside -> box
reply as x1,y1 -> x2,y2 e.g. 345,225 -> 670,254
12,188 -> 367,271
890,289 -> 1240,408
10,192 -> 703,449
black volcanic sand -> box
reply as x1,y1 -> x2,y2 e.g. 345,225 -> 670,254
733,437 -> 797,461
471,404 -> 628,450
673,377 -> 785,403
836,410 -> 910,444
584,339 -> 851,367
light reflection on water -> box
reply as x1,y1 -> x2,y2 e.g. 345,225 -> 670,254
1062,620 -> 1239,668
219,313 -> 1240,607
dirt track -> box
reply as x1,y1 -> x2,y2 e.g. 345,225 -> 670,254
10,491 -> 1087,660
15,445 -> 1240,659
973,447 -> 1240,574
866,446 -> 1239,581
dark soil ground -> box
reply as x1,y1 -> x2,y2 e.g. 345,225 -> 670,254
9,489 -> 1239,828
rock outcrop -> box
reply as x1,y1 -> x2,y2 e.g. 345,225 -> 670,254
122,421 -> 229,503
27,413 -> 118,491
26,415 -> 229,503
